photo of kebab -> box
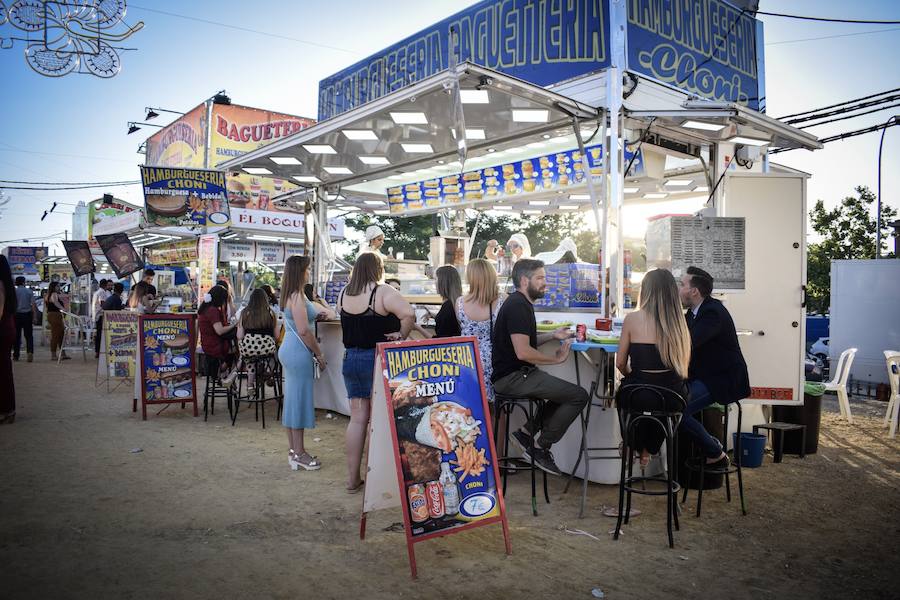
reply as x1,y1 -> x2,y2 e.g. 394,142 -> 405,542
393,382 -> 482,453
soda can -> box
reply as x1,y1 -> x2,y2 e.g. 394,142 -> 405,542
408,484 -> 429,523
576,323 -> 587,342
425,480 -> 445,519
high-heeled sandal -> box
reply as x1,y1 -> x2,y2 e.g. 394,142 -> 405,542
289,449 -> 321,471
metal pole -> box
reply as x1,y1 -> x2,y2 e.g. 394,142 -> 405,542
573,111 -> 607,315
876,116 -> 897,260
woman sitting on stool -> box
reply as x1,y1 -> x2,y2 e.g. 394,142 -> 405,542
615,268 -> 691,467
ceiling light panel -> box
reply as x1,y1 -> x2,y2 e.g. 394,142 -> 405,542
390,112 -> 428,124
465,128 -> 486,140
359,156 -> 390,165
643,193 -> 668,199
243,167 -> 272,175
270,157 -> 301,165
727,135 -> 769,146
512,109 -> 549,123
293,175 -> 321,183
342,129 -> 379,140
681,120 -> 726,131
323,166 -> 353,175
623,187 -> 640,194
302,144 -> 336,154
401,143 -> 433,153
665,179 -> 694,186
460,89 -> 490,104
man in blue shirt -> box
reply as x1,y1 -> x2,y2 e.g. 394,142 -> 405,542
13,277 -> 35,362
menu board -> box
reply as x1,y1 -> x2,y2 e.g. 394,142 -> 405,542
137,314 -> 198,420
387,144 -> 641,214
140,166 -> 231,228
380,338 -> 507,541
197,235 -> 219,301
534,263 -> 601,309
102,310 -> 138,379
323,276 -> 348,306
145,240 -> 199,266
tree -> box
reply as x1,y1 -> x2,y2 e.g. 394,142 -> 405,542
806,186 -> 896,313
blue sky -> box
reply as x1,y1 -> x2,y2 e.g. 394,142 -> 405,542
0,0 -> 898,252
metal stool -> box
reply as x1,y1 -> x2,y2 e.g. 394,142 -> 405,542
613,384 -> 686,548
203,356 -> 234,422
493,393 -> 549,516
682,401 -> 747,517
753,422 -> 806,463
231,356 -> 283,429
563,348 -> 618,518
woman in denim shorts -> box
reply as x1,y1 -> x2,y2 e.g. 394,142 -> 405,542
337,253 -> 414,493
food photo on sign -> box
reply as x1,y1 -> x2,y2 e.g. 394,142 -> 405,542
383,339 -> 500,537
141,317 -> 194,401
94,233 -> 144,279
139,166 -> 231,228
62,240 -> 96,277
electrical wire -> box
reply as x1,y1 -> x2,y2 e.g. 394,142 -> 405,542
128,4 -> 358,54
624,117 -> 657,177
0,179 -> 139,185
755,11 -> 900,25
798,102 -> 900,129
766,26 -> 900,46
706,155 -> 736,207
0,182 -> 140,191
778,88 -> 900,120
785,94 -> 900,124
770,120 -> 900,154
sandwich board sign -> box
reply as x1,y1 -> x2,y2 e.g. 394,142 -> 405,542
137,314 -> 198,420
361,336 -> 511,578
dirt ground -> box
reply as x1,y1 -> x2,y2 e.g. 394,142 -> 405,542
1,345 -> 898,600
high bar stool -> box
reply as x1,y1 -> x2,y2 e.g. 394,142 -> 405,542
493,393 -> 549,517
613,383 -> 686,548
203,356 -> 234,422
682,401 -> 747,517
231,355 -> 283,429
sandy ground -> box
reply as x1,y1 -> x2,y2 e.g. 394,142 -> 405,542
1,344 -> 899,600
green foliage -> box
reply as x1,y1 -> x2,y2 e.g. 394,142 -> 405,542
806,186 -> 896,313
343,210 -> 602,263
248,265 -> 278,289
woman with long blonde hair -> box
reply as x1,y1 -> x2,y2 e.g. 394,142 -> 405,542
615,268 -> 691,466
456,258 -> 503,403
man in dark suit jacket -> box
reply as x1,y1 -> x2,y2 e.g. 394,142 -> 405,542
678,266 -> 751,467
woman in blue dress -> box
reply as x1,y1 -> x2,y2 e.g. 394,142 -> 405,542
279,255 -> 332,471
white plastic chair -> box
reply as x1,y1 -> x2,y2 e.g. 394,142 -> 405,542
884,351 -> 900,438
823,348 -> 857,423
60,311 -> 91,363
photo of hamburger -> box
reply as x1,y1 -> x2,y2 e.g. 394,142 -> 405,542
227,179 -> 252,208
163,334 -> 190,349
146,194 -> 188,217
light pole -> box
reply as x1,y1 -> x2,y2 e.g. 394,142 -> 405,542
876,115 -> 899,259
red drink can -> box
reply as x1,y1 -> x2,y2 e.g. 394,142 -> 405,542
425,480 -> 445,519
576,323 -> 587,342
595,318 -> 612,331
408,484 -> 429,523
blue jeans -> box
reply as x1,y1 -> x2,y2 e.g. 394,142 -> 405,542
679,380 -> 724,458
342,347 -> 377,399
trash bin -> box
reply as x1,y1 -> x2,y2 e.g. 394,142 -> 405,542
772,382 -> 826,455
733,432 -> 766,467
676,405 -> 724,490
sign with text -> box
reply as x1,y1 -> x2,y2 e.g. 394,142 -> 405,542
145,240 -> 199,266
102,310 -> 138,380
197,235 -> 219,301
369,337 -> 510,577
230,207 -> 345,239
626,0 -> 762,110
140,166 -> 231,228
2,246 -> 47,281
137,314 -> 198,420
318,0 -> 610,120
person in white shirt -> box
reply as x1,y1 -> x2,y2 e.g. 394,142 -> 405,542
92,279 -> 112,358
358,225 -> 386,258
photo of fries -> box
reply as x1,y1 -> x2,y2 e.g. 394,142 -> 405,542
450,441 -> 490,482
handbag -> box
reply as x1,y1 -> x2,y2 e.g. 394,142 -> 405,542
285,311 -> 321,379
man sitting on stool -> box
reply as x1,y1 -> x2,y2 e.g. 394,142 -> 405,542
492,258 -> 588,475
678,266 -> 751,468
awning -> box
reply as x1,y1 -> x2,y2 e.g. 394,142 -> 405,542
218,64 -> 820,217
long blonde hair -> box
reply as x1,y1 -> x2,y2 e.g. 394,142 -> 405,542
464,258 -> 498,307
638,269 -> 691,379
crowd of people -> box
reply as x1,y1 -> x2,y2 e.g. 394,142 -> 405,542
1,247 -> 751,502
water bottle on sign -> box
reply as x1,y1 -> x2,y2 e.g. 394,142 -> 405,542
440,461 -> 461,516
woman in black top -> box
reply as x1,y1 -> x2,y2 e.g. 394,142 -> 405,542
338,252 -> 414,493
615,269 -> 691,467
433,265 -> 461,337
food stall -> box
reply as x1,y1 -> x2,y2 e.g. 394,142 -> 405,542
215,3 -> 821,482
